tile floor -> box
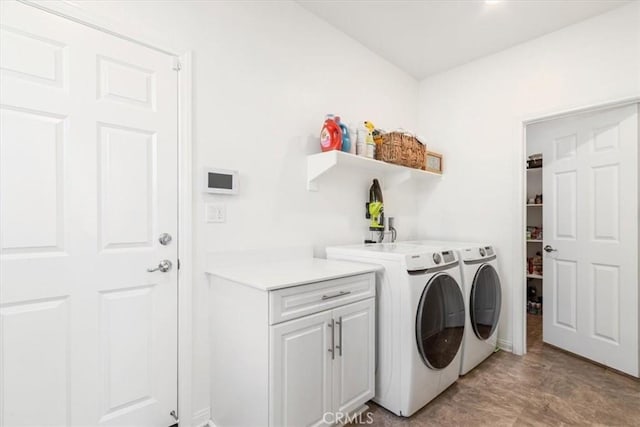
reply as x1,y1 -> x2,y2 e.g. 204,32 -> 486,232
364,314 -> 640,426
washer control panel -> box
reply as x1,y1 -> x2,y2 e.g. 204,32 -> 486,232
442,250 -> 455,263
406,249 -> 458,272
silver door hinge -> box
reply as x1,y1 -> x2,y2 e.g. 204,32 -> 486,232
177,259 -> 181,270
172,58 -> 182,71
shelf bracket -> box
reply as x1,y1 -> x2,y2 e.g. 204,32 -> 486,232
307,153 -> 338,191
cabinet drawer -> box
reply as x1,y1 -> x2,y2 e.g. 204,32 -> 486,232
269,273 -> 375,324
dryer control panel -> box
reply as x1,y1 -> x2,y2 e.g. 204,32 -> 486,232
460,246 -> 495,262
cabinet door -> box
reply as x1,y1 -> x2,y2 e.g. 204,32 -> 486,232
270,310 -> 333,427
332,298 -> 375,415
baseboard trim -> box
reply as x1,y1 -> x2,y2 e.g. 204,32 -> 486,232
192,407 -> 211,427
498,338 -> 513,352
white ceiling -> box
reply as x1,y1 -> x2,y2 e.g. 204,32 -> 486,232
297,0 -> 630,79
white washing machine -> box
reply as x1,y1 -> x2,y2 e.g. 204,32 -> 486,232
326,243 -> 465,417
407,241 -> 502,375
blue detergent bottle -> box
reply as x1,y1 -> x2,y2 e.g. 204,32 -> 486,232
335,116 -> 351,153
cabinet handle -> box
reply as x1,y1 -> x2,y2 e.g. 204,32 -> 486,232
328,319 -> 335,360
336,316 -> 343,357
321,291 -> 351,300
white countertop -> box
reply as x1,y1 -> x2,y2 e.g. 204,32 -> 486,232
206,257 -> 380,291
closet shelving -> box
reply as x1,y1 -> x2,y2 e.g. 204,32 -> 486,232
526,160 -> 543,315
525,166 -> 543,272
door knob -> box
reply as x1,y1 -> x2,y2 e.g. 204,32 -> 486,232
543,245 -> 557,253
147,260 -> 172,273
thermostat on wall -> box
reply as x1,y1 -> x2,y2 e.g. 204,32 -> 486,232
203,168 -> 238,194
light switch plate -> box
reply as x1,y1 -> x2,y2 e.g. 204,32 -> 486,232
206,203 -> 226,223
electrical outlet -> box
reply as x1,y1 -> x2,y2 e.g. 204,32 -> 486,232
206,203 -> 226,223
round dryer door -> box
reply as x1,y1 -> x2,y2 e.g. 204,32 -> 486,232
470,264 -> 502,340
416,273 -> 465,370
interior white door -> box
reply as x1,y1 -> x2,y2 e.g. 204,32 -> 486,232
332,299 -> 375,417
270,310 -> 333,427
0,2 -> 179,425
529,103 -> 638,376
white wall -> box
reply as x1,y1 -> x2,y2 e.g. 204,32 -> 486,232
75,0 -> 420,423
416,2 -> 640,351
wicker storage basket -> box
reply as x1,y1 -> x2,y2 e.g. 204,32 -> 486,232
374,131 -> 426,170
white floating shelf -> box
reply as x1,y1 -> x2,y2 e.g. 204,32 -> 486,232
307,150 -> 442,191
526,204 -> 543,207
527,274 -> 543,279
527,239 -> 543,243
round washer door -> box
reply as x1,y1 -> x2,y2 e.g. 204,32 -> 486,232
470,264 -> 502,340
416,273 -> 465,370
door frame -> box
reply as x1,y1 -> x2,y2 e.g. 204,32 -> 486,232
514,95 -> 640,356
17,1 -> 195,424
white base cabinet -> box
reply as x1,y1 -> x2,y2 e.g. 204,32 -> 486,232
208,267 -> 376,427
271,299 -> 375,427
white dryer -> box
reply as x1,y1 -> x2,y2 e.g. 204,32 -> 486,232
326,243 -> 465,417
408,241 -> 502,375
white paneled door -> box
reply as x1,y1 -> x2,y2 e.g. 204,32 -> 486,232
529,104 -> 638,376
0,2 -> 179,426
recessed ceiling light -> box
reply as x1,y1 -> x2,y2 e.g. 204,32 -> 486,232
485,0 -> 502,4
